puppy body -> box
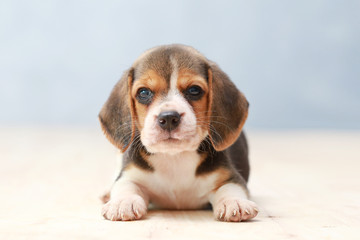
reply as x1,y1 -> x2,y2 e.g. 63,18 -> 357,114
99,44 -> 258,222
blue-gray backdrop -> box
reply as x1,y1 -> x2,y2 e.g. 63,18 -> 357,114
1,0 -> 359,129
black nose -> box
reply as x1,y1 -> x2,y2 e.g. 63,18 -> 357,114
157,111 -> 181,131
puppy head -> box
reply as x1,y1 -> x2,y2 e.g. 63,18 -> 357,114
99,44 -> 248,154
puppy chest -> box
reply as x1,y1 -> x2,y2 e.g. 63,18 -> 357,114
142,152 -> 218,209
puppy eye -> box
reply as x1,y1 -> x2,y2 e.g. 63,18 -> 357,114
185,85 -> 204,100
136,88 -> 153,104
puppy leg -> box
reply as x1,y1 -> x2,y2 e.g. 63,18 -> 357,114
209,183 -> 258,222
102,179 -> 149,221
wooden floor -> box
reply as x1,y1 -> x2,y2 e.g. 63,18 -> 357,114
0,127 -> 359,239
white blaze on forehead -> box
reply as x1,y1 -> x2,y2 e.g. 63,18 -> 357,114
169,56 -> 179,93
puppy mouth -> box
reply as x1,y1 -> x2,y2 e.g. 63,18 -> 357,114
157,131 -> 197,144
161,137 -> 181,144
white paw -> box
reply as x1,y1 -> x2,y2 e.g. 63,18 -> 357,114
213,198 -> 258,222
101,195 -> 147,221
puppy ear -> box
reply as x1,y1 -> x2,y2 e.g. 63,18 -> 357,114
207,63 -> 249,151
99,68 -> 136,152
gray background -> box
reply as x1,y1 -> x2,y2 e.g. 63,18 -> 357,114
1,0 -> 359,129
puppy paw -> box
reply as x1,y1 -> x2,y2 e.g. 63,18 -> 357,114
214,198 -> 258,222
102,195 -> 147,221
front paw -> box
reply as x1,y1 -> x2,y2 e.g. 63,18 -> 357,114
214,198 -> 258,222
102,195 -> 147,221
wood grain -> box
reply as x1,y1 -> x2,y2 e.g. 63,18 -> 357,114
0,127 -> 359,239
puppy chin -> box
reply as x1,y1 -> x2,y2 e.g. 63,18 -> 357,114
146,141 -> 198,155
142,134 -> 203,155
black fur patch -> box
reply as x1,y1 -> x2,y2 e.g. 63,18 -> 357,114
196,138 -> 228,175
196,133 -> 249,187
115,137 -> 154,182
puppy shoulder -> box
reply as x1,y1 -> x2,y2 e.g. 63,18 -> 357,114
196,135 -> 249,187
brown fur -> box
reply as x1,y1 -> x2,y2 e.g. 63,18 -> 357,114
213,168 -> 232,190
132,69 -> 168,130
207,65 -> 249,151
99,68 -> 136,152
177,69 -> 209,133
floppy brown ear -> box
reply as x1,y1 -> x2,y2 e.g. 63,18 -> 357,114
99,68 -> 136,152
207,63 -> 249,151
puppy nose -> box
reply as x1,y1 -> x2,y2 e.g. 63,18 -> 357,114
157,111 -> 181,131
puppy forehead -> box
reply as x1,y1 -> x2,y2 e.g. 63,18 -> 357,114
132,45 -> 209,86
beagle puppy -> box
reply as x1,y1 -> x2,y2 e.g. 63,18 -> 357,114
99,44 -> 258,222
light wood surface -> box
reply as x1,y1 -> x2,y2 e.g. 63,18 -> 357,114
0,127 -> 359,239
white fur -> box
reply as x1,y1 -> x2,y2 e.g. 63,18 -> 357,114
209,183 -> 258,222
141,90 -> 205,154
103,151 -> 218,220
169,56 -> 178,91
118,151 -> 218,209
102,178 -> 148,221
103,154 -> 259,221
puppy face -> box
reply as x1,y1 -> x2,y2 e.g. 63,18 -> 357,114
99,44 -> 249,154
132,62 -> 209,154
